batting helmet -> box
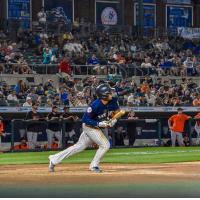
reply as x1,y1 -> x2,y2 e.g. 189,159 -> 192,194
96,84 -> 112,100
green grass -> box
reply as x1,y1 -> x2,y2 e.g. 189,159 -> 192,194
1,147 -> 200,165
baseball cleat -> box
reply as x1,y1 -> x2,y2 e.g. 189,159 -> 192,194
90,166 -> 102,173
48,156 -> 55,172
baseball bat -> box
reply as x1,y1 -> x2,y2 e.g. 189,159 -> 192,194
111,110 -> 126,120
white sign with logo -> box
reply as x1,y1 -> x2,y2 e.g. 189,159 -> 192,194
178,27 -> 200,39
101,7 -> 118,25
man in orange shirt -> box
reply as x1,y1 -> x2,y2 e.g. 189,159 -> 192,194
168,108 -> 191,147
14,137 -> 29,151
194,112 -> 200,145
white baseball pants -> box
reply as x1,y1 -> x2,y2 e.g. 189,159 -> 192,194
171,131 -> 184,147
27,132 -> 38,149
49,124 -> 110,169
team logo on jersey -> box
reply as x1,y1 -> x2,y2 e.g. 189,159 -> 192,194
87,107 -> 92,113
101,7 -> 118,25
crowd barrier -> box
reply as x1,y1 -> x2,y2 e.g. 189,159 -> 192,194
1,62 -> 199,77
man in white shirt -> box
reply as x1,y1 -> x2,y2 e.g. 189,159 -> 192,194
183,57 -> 195,76
145,91 -> 156,106
23,97 -> 32,107
7,91 -> 18,103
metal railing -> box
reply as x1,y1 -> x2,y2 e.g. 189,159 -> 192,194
1,62 -> 200,77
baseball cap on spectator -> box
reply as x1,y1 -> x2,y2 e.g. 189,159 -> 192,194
63,106 -> 70,110
26,97 -> 32,101
177,108 -> 183,111
54,93 -> 59,97
32,102 -> 39,108
52,105 -> 58,111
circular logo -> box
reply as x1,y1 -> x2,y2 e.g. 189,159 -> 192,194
87,107 -> 92,113
101,7 -> 118,25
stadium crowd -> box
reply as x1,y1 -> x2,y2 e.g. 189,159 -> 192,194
1,75 -> 200,107
0,23 -> 200,76
0,18 -> 200,107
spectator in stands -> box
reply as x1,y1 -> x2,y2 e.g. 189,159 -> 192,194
36,83 -> 45,96
192,94 -> 200,106
23,97 -> 32,107
76,92 -> 88,106
127,93 -> 135,107
0,89 -> 8,106
183,56 -> 197,76
46,106 -> 62,149
87,53 -> 100,74
168,108 -> 191,147
27,88 -> 39,103
44,79 -> 54,91
14,80 -> 27,99
58,57 -> 72,77
52,93 -> 61,106
42,48 -> 52,64
7,90 -> 19,104
141,57 -> 152,68
60,87 -> 69,105
145,91 -> 156,106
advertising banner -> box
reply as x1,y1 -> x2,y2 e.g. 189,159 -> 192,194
44,0 -> 73,23
166,0 -> 191,4
7,0 -> 31,29
135,4 -> 156,29
178,27 -> 200,39
166,6 -> 193,28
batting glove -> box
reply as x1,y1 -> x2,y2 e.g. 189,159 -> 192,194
98,121 -> 109,128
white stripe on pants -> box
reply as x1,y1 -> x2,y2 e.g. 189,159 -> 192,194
46,129 -> 62,148
27,132 -> 38,149
49,124 -> 110,169
171,131 -> 184,147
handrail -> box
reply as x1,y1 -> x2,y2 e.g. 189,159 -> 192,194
0,63 -> 198,77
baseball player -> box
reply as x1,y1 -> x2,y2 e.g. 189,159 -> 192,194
168,108 -> 191,147
194,113 -> 200,145
48,84 -> 120,173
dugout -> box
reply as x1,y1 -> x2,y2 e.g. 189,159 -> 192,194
0,107 -> 199,152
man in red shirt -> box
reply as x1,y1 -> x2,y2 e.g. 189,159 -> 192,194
58,57 -> 72,78
168,108 -> 191,147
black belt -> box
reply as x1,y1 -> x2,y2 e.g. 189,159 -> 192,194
84,124 -> 100,130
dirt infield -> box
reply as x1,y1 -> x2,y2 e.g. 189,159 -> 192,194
1,162 -> 200,185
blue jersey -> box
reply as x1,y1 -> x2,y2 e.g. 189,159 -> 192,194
82,97 -> 119,127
